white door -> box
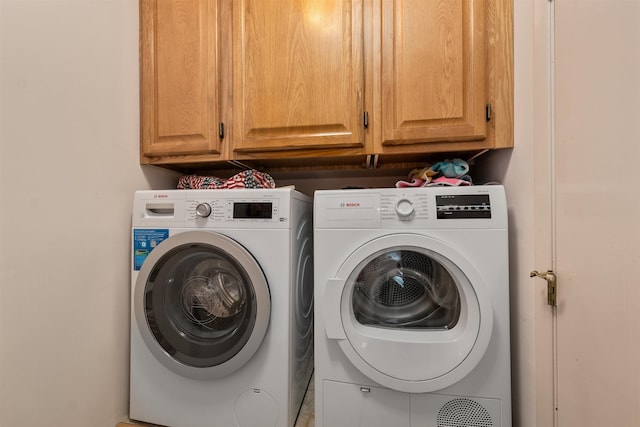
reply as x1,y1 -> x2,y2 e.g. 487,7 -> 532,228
134,230 -> 271,379
536,1 -> 640,425
323,234 -> 494,393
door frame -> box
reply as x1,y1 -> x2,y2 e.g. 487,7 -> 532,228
533,0 -> 556,425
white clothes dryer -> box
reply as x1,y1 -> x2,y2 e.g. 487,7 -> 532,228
130,189 -> 313,427
314,186 -> 511,427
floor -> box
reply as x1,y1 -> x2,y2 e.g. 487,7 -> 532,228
294,374 -> 315,427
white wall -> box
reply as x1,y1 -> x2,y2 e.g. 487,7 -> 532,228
0,1 -> 177,426
474,1 -> 538,425
0,1 -> 538,427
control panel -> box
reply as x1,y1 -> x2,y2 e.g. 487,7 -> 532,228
186,198 -> 281,222
133,189 -> 305,230
435,194 -> 491,219
380,193 -> 430,221
314,187 -> 503,230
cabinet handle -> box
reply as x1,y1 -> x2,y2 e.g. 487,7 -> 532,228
218,123 -> 225,139
363,111 -> 369,129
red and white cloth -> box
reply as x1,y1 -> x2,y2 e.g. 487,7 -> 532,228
177,169 -> 276,190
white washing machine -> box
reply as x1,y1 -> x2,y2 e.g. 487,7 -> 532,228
314,186 -> 511,427
130,189 -> 313,427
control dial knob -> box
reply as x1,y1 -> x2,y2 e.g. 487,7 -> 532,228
195,202 -> 212,218
395,198 -> 414,219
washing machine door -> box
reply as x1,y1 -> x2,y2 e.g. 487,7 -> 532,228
134,231 -> 270,380
323,234 -> 493,393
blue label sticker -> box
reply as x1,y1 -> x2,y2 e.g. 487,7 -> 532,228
133,229 -> 169,271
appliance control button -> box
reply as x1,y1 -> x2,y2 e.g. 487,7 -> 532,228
395,198 -> 414,218
195,202 -> 212,218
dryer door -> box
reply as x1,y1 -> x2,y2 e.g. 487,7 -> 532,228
134,231 -> 270,379
323,234 -> 493,393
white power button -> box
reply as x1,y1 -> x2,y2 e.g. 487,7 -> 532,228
395,198 -> 414,219
195,203 -> 212,218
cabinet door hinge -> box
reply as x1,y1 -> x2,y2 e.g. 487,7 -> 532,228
486,104 -> 492,122
218,123 -> 225,139
364,111 -> 369,129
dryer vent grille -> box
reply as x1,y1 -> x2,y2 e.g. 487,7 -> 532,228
437,398 -> 494,427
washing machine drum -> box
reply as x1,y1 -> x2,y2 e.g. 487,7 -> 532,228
134,231 -> 271,380
323,234 -> 494,393
182,257 -> 247,321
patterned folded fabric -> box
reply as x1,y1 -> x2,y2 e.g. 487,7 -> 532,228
177,169 -> 276,190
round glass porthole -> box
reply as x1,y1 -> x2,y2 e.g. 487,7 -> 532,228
144,243 -> 258,368
134,231 -> 271,380
351,249 -> 461,330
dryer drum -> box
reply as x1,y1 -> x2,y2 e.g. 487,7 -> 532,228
352,250 -> 461,329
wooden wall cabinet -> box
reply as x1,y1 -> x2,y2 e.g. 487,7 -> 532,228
372,0 -> 513,158
140,0 -> 228,162
139,0 -> 513,171
231,0 -> 365,154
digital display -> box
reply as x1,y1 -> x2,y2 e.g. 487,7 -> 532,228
436,194 -> 491,219
233,202 -> 273,219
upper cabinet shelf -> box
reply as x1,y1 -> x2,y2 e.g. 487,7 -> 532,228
139,0 -> 513,172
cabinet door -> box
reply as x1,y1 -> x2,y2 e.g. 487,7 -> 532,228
140,0 -> 223,160
380,0 -> 487,147
232,0 -> 364,153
